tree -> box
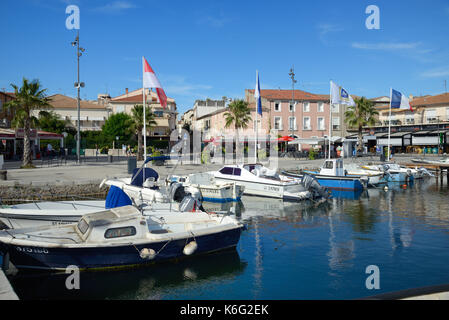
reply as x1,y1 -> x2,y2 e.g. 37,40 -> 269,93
129,104 -> 157,160
101,112 -> 133,147
224,99 -> 252,158
344,97 -> 378,153
37,110 -> 70,134
4,78 -> 51,167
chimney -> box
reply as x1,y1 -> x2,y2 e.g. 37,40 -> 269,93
125,88 -> 129,95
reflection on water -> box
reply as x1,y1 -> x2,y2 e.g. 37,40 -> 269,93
10,178 -> 449,299
10,250 -> 246,300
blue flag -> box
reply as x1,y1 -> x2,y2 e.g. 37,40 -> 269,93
255,71 -> 262,116
391,89 -> 412,111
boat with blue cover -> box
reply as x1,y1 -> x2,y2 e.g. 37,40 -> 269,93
283,159 -> 365,191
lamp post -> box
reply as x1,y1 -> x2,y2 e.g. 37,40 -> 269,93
288,67 -> 297,148
71,31 -> 85,164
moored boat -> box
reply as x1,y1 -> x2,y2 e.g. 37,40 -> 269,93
286,159 -> 365,191
168,172 -> 244,203
210,164 -> 325,201
0,205 -> 244,271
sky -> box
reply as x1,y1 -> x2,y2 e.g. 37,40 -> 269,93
1,0 -> 449,117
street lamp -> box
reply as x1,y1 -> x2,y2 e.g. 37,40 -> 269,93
288,66 -> 297,141
71,31 -> 86,164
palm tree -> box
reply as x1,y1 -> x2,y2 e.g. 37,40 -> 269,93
4,78 -> 51,167
130,104 -> 157,160
224,99 -> 252,159
344,97 -> 378,153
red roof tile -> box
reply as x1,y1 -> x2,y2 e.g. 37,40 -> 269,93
411,93 -> 449,107
247,89 -> 327,101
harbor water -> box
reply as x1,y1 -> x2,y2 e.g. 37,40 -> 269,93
8,178 -> 449,300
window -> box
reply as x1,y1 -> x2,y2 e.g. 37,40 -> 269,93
0,99 -> 3,112
324,161 -> 333,169
288,117 -> 296,130
318,102 -> 324,113
426,109 -> 437,123
77,219 -> 89,235
405,112 -> 414,124
233,168 -> 242,176
289,103 -> 295,112
331,104 -> 339,113
446,108 -> 449,121
303,117 -> 311,130
219,167 -> 234,175
116,105 -> 125,113
154,111 -> 164,117
274,101 -> 281,112
274,117 -> 282,130
332,117 -> 340,130
205,120 -> 211,130
317,117 -> 325,131
303,102 -> 310,112
104,226 -> 137,239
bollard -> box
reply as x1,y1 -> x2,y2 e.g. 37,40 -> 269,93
0,170 -> 7,181
108,155 -> 113,163
127,157 -> 137,174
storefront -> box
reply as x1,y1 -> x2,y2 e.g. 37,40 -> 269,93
0,128 -> 63,160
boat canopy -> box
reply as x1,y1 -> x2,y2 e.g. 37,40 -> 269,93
105,185 -> 133,209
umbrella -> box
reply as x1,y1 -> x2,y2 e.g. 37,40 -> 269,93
277,136 -> 295,142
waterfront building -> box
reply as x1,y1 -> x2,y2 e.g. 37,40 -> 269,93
351,92 -> 449,155
109,88 -> 177,137
29,94 -> 111,132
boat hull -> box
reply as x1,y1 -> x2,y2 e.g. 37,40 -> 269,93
290,171 -> 364,191
0,227 -> 243,271
214,177 -> 309,200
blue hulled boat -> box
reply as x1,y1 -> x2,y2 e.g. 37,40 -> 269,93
0,205 -> 244,271
284,159 -> 365,191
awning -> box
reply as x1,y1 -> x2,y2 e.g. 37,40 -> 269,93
288,136 -> 342,145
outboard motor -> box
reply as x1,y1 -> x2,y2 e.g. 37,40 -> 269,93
169,182 -> 187,202
302,173 -> 330,199
169,182 -> 206,212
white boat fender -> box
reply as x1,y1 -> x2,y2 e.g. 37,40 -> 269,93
140,248 -> 156,260
183,241 -> 198,256
384,186 -> 389,191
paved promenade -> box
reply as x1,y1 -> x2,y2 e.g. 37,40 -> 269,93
0,153 -> 431,187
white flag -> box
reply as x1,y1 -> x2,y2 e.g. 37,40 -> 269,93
330,81 -> 355,106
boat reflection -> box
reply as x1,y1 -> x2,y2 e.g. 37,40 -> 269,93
330,189 -> 364,200
9,249 -> 247,300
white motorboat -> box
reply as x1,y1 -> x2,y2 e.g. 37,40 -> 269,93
169,172 -> 245,203
0,205 -> 244,271
344,163 -> 385,186
210,164 -> 314,201
0,184 -> 208,229
363,163 -> 426,181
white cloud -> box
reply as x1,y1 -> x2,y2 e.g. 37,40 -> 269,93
421,66 -> 449,78
317,23 -> 344,36
92,1 -> 137,13
351,42 -> 422,50
160,75 -> 212,97
196,12 -> 229,28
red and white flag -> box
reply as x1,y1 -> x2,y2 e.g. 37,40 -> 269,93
142,56 -> 167,108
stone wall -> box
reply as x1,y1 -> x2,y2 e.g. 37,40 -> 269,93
0,183 -> 109,204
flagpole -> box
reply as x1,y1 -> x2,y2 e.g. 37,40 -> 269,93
387,87 -> 392,161
255,70 -> 259,163
143,57 -> 147,179
329,81 -> 332,160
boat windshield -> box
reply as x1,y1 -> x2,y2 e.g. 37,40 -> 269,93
77,218 -> 89,235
